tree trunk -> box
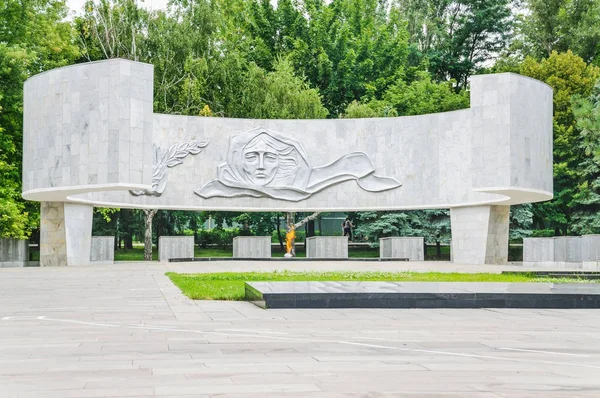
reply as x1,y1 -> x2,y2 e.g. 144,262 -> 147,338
317,215 -> 322,236
276,214 -> 284,251
436,241 -> 441,260
124,234 -> 133,250
285,211 -> 321,257
307,219 -> 315,237
143,209 -> 158,261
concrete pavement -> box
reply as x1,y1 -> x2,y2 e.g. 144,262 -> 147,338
0,262 -> 599,397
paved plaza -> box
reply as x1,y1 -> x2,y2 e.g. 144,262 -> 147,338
1,262 -> 600,397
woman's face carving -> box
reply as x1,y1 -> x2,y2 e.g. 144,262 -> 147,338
242,139 -> 279,186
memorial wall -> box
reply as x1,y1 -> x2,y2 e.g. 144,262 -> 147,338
22,59 -> 554,265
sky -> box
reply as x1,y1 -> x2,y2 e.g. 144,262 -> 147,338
67,0 -> 169,15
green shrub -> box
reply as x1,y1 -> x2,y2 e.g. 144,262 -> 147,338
531,229 -> 555,237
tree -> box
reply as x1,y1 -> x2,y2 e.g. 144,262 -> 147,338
571,79 -> 600,233
143,209 -> 157,261
343,71 -> 469,118
0,0 -> 79,239
397,0 -> 513,90
517,0 -> 600,63
509,204 -> 534,240
520,51 -> 600,234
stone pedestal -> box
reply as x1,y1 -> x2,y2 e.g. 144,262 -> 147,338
0,239 -> 29,267
523,236 -> 599,269
40,202 -> 93,266
159,236 -> 194,262
523,237 -> 554,263
554,236 -> 582,264
306,236 -> 348,258
233,236 -> 271,258
450,205 -> 509,265
380,237 -> 424,261
91,236 -> 115,264
582,235 -> 600,269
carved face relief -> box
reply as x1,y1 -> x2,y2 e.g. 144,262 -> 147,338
242,139 -> 279,186
194,127 -> 401,202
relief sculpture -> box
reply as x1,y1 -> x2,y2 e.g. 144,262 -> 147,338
130,140 -> 208,197
194,127 -> 400,202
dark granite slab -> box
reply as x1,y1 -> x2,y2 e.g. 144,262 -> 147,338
245,281 -> 600,309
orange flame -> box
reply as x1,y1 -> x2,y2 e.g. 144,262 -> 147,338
286,227 -> 296,254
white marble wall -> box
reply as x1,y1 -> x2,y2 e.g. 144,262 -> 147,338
23,61 -> 552,212
450,205 -> 510,265
91,236 -> 115,264
40,202 -> 93,266
23,59 -> 153,197
306,237 -> 348,258
233,236 -> 271,258
380,237 -> 424,261
159,236 -> 194,262
64,203 -> 93,266
0,239 -> 29,267
22,60 -> 554,266
582,235 -> 600,269
523,238 -> 555,262
524,235 -> 600,269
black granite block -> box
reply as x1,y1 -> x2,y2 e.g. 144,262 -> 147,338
245,281 -> 600,310
265,299 -> 297,309
328,298 -> 359,308
574,296 -> 599,308
295,298 -> 330,308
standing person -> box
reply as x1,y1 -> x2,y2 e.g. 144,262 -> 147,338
342,217 -> 354,242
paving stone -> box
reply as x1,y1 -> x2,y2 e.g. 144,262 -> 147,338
0,262 -> 599,396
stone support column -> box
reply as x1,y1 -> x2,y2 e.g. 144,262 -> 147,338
450,205 -> 510,265
40,202 -> 93,266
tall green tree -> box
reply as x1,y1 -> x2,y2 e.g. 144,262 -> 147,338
571,79 -> 600,233
520,51 -> 600,233
516,0 -> 600,63
0,0 -> 79,238
343,70 -> 469,117
397,0 -> 513,89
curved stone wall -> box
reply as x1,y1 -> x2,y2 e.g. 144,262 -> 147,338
22,59 -> 554,266
23,59 -> 553,212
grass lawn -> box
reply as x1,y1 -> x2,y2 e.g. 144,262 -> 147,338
113,246 -> 384,261
166,271 -> 598,301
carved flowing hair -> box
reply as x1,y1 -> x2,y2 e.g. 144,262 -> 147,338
225,128 -> 311,190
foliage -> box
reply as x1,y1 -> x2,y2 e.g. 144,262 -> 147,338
0,0 -> 78,238
344,71 -> 469,117
0,158 -> 34,238
531,229 -> 555,237
571,79 -> 600,234
520,51 -> 600,234
509,204 -> 534,241
353,210 -> 450,248
516,0 -> 600,63
398,0 -> 514,89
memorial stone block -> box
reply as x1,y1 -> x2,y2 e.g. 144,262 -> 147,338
233,236 -> 271,258
380,237 -> 424,260
91,236 -> 115,264
159,236 -> 194,262
581,235 -> 600,270
523,238 -> 554,262
0,239 -> 29,267
306,237 -> 348,258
